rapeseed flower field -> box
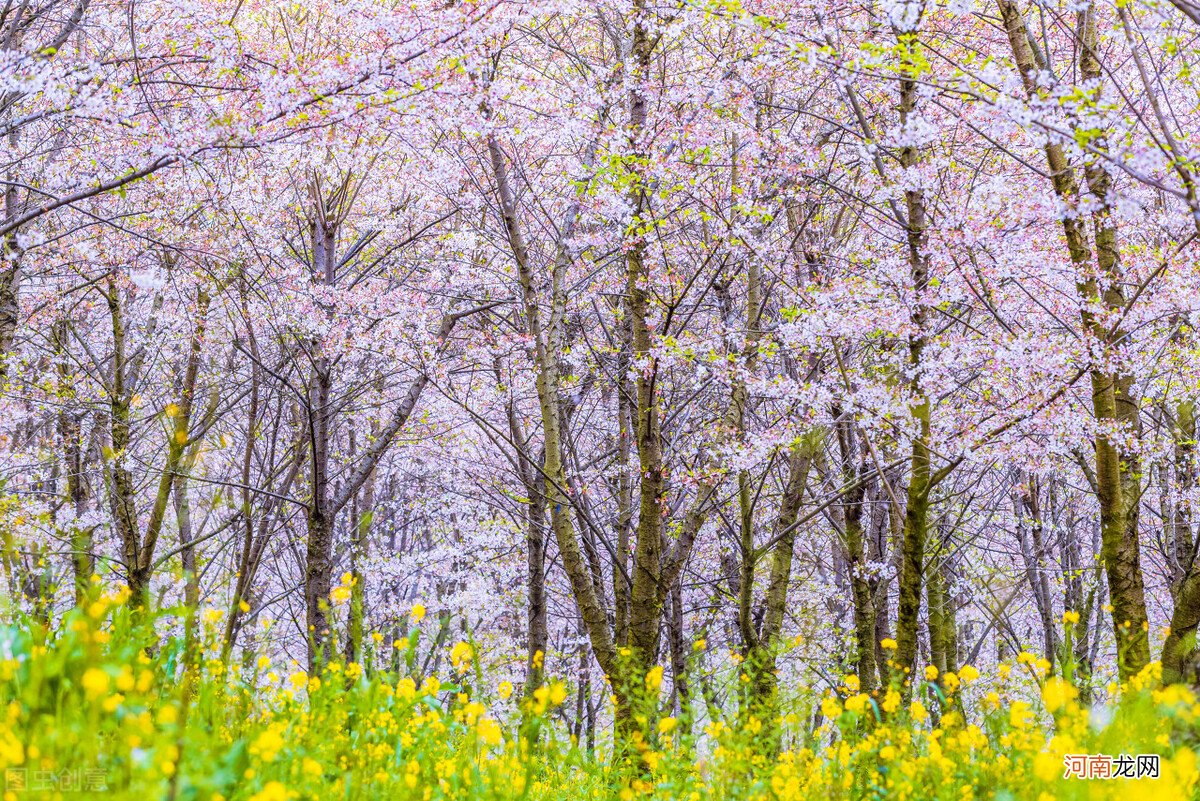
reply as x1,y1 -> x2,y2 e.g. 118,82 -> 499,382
1,585 -> 1196,800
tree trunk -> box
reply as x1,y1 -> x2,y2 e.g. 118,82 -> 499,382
485,133 -> 620,699
892,55 -> 935,688
998,0 -> 1150,679
0,145 -> 23,380
303,180 -> 343,668
926,528 -> 958,679
1014,473 -> 1058,667
344,424 -> 376,668
836,413 -> 878,694
668,581 -> 690,724
741,443 -> 812,744
53,319 -> 91,602
523,465 -> 548,695
1165,392 -> 1200,685
1164,571 -> 1200,684
613,311 -> 634,647
105,280 -> 142,599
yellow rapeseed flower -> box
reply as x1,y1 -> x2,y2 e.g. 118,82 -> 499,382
249,725 -> 286,762
845,693 -> 870,714
1009,701 -> 1032,729
450,641 -> 473,674
81,668 -> 109,700
532,685 -> 551,712
1041,677 -> 1077,714
477,717 -> 503,746
248,782 -> 293,801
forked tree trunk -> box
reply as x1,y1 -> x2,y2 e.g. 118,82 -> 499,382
998,0 -> 1150,679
